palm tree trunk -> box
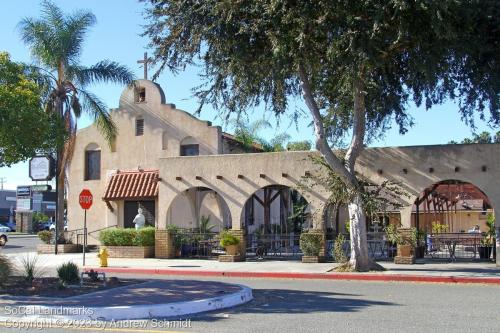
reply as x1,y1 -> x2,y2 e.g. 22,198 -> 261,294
55,96 -> 65,241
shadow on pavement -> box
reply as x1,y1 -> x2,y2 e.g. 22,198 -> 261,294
193,288 -> 397,322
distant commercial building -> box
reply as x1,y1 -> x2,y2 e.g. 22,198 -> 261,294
0,190 -> 16,223
14,186 -> 56,219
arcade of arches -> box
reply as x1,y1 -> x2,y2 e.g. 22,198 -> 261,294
156,145 -> 499,265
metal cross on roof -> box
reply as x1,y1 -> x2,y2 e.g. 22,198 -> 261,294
137,52 -> 152,80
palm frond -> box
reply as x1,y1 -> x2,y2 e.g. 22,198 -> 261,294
68,60 -> 135,87
21,64 -> 56,107
70,95 -> 82,118
17,18 -> 57,68
40,0 -> 64,30
61,9 -> 96,64
78,89 -> 117,145
270,132 -> 291,147
249,119 -> 272,135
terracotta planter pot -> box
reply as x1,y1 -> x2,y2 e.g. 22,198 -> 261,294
225,244 -> 238,256
397,244 -> 412,257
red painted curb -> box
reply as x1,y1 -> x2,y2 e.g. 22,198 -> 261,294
85,267 -> 500,285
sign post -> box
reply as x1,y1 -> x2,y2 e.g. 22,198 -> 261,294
79,189 -> 93,266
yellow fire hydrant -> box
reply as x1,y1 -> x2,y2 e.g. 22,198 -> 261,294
98,248 -> 109,267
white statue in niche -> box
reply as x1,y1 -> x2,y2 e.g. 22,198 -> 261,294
133,208 -> 146,230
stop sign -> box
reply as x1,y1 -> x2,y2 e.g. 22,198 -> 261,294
79,189 -> 93,210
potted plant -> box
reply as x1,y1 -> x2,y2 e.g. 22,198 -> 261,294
165,224 -> 184,256
479,214 -> 495,260
385,224 -> 417,261
219,230 -> 240,256
384,224 -> 401,258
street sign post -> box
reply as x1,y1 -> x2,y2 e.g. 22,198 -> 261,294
79,189 -> 93,266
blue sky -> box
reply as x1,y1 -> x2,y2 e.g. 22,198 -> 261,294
0,0 -> 495,190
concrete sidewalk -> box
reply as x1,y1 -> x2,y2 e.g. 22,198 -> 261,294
5,252 -> 499,283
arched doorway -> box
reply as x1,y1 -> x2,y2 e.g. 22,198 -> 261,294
412,180 -> 495,261
241,185 -> 311,260
166,186 -> 232,258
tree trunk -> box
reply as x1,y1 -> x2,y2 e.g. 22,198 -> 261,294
298,63 -> 376,271
56,161 -> 65,239
55,94 -> 66,241
348,193 -> 371,270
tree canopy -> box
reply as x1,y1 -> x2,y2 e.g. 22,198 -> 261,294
143,0 -> 499,139
287,141 -> 312,151
449,131 -> 500,144
142,0 -> 499,270
0,52 -> 65,166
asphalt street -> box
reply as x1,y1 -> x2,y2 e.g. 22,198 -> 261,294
0,235 -> 40,254
1,237 -> 499,333
1,273 -> 499,333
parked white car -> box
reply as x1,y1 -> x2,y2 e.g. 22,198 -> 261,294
49,223 -> 68,231
0,225 -> 11,233
0,232 -> 7,246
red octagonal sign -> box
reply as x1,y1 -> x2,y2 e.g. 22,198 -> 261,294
79,189 -> 93,210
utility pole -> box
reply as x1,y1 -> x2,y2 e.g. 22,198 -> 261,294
0,177 -> 6,190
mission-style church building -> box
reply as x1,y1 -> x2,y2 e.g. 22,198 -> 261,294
67,66 -> 499,265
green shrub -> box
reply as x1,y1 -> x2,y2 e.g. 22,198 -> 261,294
38,230 -> 53,244
300,232 -> 323,256
99,227 -> 155,246
19,254 -> 44,282
219,230 -> 240,247
166,224 -> 184,249
133,227 -> 155,246
333,233 -> 348,263
0,255 -> 13,287
57,262 -> 80,285
99,228 -> 135,246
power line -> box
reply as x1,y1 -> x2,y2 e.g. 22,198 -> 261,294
0,177 -> 6,190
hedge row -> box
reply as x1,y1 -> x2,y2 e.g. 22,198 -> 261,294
99,227 -> 155,246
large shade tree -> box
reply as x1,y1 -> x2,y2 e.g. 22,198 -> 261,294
0,51 -> 65,166
142,0 -> 499,270
19,1 -> 134,236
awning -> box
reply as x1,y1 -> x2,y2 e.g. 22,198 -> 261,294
103,170 -> 159,201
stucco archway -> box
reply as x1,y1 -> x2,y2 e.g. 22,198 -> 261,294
166,186 -> 232,230
406,179 -> 495,233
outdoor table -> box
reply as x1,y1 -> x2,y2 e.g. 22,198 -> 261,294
429,233 -> 483,261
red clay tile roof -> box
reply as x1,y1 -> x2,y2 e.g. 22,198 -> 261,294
103,170 -> 159,201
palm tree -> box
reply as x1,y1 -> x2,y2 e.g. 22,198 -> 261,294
231,118 -> 291,152
18,1 -> 134,238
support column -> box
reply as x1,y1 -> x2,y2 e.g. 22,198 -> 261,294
155,229 -> 176,259
399,206 -> 413,228
496,226 -> 499,267
310,207 -> 327,262
16,211 -> 33,233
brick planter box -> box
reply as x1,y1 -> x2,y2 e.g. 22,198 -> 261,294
102,246 -> 155,258
394,255 -> 415,264
37,244 -> 82,254
218,255 -> 245,262
301,255 -> 325,263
